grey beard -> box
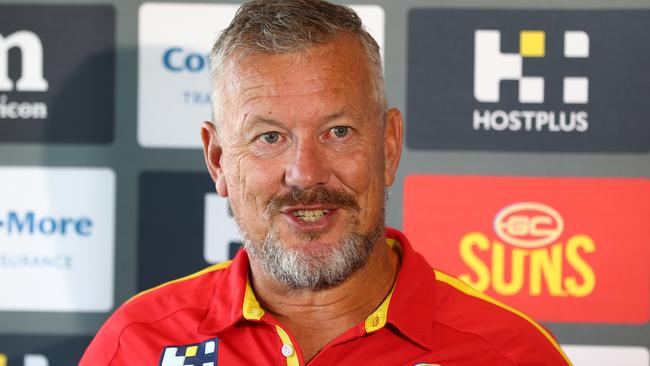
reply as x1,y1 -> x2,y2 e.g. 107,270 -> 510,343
243,220 -> 383,291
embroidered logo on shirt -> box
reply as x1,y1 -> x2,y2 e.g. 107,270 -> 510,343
413,363 -> 441,366
159,337 -> 218,366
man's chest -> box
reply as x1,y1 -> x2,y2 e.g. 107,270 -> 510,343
111,321 -> 511,366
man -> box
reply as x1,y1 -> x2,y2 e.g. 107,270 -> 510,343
81,1 -> 572,365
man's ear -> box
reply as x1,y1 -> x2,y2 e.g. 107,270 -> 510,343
383,108 -> 404,187
201,121 -> 228,197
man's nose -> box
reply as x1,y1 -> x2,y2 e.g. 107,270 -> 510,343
284,139 -> 330,189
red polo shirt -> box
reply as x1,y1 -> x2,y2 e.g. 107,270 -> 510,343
80,227 -> 572,365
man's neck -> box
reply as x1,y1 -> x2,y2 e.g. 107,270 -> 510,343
249,238 -> 400,363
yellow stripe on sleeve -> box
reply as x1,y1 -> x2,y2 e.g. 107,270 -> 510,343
127,260 -> 233,303
434,270 -> 573,365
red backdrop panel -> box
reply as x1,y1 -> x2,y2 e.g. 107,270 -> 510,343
403,175 -> 650,324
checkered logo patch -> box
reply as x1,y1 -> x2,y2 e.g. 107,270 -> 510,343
159,337 -> 218,366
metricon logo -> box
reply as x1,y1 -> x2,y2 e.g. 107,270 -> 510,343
0,5 -> 115,143
0,30 -> 49,120
0,31 -> 48,92
473,29 -> 590,133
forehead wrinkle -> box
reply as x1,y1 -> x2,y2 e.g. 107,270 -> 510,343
241,116 -> 287,133
239,77 -> 341,103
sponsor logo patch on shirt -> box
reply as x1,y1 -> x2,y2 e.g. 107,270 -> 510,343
159,338 -> 218,366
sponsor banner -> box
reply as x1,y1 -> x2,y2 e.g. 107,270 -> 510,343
138,172 -> 240,291
0,334 -> 92,366
407,9 -> 650,152
0,167 -> 115,312
403,175 -> 650,323
138,2 -> 384,148
0,5 -> 114,143
562,345 -> 649,366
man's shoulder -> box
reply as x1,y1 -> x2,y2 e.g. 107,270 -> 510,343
119,260 -> 233,322
429,269 -> 571,365
79,261 -> 234,365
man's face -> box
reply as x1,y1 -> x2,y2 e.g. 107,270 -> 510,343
204,34 -> 402,289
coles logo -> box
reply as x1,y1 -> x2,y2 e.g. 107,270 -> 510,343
459,201 -> 595,298
138,3 -> 384,148
403,175 -> 650,323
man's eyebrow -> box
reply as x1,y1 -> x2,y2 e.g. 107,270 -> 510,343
242,116 -> 285,131
243,109 -> 351,130
323,110 -> 348,123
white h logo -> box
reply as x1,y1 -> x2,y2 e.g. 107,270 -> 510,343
474,29 -> 589,104
0,31 -> 49,92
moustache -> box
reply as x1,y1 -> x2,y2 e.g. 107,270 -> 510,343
264,186 -> 360,218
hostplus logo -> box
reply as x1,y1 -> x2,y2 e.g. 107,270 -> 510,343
473,29 -> 589,132
0,31 -> 48,120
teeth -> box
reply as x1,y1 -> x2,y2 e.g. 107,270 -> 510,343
292,209 -> 329,222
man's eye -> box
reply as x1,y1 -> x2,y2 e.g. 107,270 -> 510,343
331,126 -> 349,138
260,132 -> 280,144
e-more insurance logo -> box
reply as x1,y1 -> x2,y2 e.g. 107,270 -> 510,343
138,3 -> 384,148
407,9 -> 650,152
0,167 -> 115,312
0,5 -> 114,143
404,175 -> 650,323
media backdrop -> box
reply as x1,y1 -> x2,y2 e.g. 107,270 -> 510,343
0,0 -> 648,365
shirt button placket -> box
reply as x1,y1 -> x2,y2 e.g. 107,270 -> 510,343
281,344 -> 294,357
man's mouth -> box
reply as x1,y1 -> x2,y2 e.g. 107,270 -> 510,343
292,209 -> 330,222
